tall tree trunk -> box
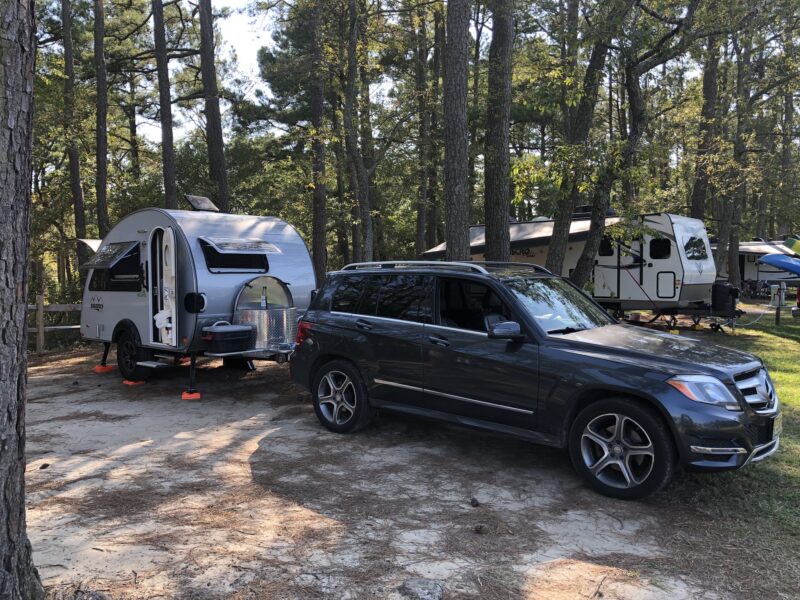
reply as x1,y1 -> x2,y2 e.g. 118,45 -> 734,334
343,0 -> 372,261
309,3 -> 327,285
152,0 -> 178,208
199,0 -> 231,212
443,0 -> 471,260
63,0 -> 88,269
689,35 -> 719,221
426,5 -> 444,249
126,74 -> 141,179
330,91 -> 352,265
0,0 -> 45,596
94,0 -> 110,237
778,88 -> 794,237
415,7 -> 430,256
483,0 -> 513,262
467,1 -> 485,206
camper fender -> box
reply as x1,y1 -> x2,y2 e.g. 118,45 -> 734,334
112,319 -> 142,345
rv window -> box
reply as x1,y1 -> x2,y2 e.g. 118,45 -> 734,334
88,243 -> 141,292
650,238 -> 671,260
598,237 -> 614,257
236,276 -> 293,309
200,240 -> 268,273
331,276 -> 363,313
683,237 -> 709,260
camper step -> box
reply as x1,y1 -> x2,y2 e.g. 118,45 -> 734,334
136,360 -> 171,369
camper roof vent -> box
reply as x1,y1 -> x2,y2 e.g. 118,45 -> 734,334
185,194 -> 220,212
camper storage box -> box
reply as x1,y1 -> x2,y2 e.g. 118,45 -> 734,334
201,322 -> 256,354
233,276 -> 298,354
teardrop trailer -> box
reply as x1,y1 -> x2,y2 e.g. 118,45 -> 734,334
80,199 -> 315,399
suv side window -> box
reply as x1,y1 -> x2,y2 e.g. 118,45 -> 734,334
331,275 -> 364,313
355,274 -> 432,323
438,278 -> 512,333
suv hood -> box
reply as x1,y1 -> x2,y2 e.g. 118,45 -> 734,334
558,324 -> 759,378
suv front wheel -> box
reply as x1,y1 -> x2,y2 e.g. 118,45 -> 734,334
569,398 -> 675,499
311,360 -> 375,433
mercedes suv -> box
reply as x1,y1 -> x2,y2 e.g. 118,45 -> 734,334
290,262 -> 782,499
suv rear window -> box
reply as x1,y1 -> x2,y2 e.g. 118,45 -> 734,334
352,274 -> 432,323
331,276 -> 363,312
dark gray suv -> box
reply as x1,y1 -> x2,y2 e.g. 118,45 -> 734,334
290,261 -> 782,499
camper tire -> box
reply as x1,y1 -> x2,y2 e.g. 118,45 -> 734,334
116,330 -> 153,382
311,360 -> 375,434
568,398 -> 675,500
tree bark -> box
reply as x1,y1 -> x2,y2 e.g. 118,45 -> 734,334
309,3 -> 327,285
426,6 -> 444,249
778,88 -> 794,237
467,1 -> 485,205
126,73 -> 141,180
689,35 -> 719,221
94,0 -> 110,237
343,0 -> 372,261
0,0 -> 46,597
443,0 -> 471,260
152,0 -> 178,208
63,0 -> 89,269
483,0 -> 513,262
414,7 -> 430,256
199,0 -> 231,212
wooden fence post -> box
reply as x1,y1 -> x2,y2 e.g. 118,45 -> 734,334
36,293 -> 45,354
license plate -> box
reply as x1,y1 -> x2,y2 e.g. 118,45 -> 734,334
773,413 -> 783,440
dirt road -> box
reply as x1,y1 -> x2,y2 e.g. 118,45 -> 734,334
27,349 -> 710,599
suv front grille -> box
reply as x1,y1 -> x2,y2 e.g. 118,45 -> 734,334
734,367 -> 777,413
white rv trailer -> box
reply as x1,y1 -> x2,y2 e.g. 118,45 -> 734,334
80,201 -> 315,394
713,240 -> 800,284
423,213 -> 716,312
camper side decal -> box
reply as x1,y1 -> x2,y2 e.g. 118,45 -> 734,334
90,295 -> 104,312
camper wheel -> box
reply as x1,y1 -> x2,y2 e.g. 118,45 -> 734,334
116,330 -> 153,381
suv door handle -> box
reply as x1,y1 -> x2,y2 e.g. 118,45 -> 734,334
355,318 -> 373,331
428,334 -> 450,348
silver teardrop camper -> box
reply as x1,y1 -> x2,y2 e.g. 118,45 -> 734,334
80,205 -> 315,388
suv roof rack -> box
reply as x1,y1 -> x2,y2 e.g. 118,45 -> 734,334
468,261 -> 553,275
341,261 -> 490,274
341,260 -> 554,276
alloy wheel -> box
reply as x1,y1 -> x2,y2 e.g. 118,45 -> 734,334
317,370 -> 357,426
580,413 -> 655,489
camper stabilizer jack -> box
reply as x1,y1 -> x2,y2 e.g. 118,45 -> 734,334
182,354 -> 201,401
93,342 -> 115,373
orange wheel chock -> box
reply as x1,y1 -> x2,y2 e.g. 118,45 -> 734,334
122,379 -> 146,386
181,391 -> 201,401
93,365 -> 115,374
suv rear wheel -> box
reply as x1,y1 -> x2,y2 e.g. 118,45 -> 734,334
569,398 -> 675,499
311,360 -> 375,433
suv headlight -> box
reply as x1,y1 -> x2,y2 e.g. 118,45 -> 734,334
667,375 -> 741,411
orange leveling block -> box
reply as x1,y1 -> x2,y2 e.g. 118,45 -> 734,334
181,391 -> 202,401
123,380 -> 146,386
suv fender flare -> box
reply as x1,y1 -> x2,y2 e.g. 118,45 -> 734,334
565,388 -> 684,461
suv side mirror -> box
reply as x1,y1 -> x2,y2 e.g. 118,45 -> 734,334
488,320 -> 524,341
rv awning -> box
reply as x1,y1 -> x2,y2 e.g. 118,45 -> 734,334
80,241 -> 139,270
199,237 -> 282,254
712,241 -> 800,257
422,217 -> 623,258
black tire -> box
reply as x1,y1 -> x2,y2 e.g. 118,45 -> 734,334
116,330 -> 153,381
568,398 -> 675,500
311,360 -> 375,433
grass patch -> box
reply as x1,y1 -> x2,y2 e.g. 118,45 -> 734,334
650,311 -> 799,597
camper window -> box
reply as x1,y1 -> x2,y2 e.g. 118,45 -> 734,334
237,276 -> 293,309
684,237 -> 709,260
200,240 -> 268,273
598,237 -> 614,256
88,243 -> 141,292
650,238 -> 671,260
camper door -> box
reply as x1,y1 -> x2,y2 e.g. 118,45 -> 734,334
150,227 -> 178,346
593,237 -> 619,298
645,235 -> 679,301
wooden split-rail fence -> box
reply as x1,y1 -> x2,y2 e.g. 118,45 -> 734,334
27,295 -> 81,354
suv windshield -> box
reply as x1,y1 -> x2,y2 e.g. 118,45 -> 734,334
501,276 -> 614,334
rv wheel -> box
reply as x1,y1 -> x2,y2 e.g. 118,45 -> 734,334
116,331 -> 152,381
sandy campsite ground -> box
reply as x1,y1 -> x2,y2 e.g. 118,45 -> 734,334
25,349 -> 719,599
